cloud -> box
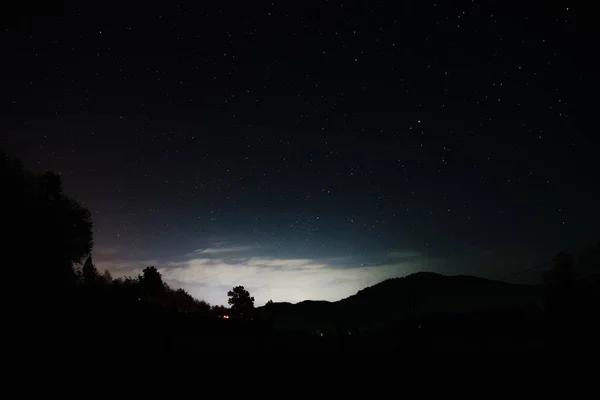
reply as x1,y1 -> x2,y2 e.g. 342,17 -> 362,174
158,255 -> 428,306
192,245 -> 255,254
95,246 -> 435,307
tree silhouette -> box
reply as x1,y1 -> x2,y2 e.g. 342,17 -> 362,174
102,269 -> 113,284
82,256 -> 100,285
543,252 -> 579,329
141,266 -> 162,285
543,252 -> 575,288
139,266 -> 166,303
113,275 -> 140,297
171,287 -> 199,311
38,171 -> 93,281
194,299 -> 212,315
227,286 -> 255,317
212,304 -> 229,316
1,152 -> 93,292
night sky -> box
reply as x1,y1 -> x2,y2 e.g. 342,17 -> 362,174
2,1 -> 597,306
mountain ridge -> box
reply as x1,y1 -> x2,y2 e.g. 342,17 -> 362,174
257,272 -> 543,331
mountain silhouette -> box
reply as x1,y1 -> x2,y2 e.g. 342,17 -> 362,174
258,272 -> 543,332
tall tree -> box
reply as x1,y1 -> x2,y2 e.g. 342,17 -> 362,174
102,269 -> 113,284
1,152 -> 93,293
82,256 -> 100,284
543,252 -> 579,328
227,286 -> 255,317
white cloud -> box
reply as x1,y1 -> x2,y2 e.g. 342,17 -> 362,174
158,255 -> 427,306
193,245 -> 255,254
95,249 -> 434,307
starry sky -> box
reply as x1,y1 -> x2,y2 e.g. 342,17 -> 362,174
1,1 -> 597,306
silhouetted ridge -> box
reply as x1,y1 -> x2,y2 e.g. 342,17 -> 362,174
253,272 -> 544,332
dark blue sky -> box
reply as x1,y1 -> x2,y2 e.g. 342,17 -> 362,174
1,1 -> 597,305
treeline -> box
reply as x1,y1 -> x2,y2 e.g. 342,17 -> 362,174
1,151 -> 231,318
74,258 -> 221,315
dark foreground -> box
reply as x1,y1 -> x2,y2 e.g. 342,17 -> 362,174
34,290 -> 598,353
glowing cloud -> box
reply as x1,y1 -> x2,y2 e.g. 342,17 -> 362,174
95,246 -> 434,306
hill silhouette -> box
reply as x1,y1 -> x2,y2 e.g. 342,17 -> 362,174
259,272 -> 543,332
